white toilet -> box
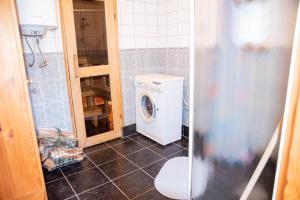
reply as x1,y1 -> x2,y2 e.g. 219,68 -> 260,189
155,156 -> 209,199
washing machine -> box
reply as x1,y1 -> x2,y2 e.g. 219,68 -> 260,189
134,74 -> 184,145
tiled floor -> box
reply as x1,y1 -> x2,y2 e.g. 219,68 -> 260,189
45,133 -> 188,200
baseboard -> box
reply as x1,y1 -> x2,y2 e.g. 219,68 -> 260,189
123,123 -> 189,138
182,125 -> 189,137
123,124 -> 137,137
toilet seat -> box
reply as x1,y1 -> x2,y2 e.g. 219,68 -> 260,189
154,157 -> 189,199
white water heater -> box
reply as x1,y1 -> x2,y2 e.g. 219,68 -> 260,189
15,0 -> 57,36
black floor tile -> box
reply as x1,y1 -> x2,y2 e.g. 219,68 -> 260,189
83,143 -> 109,154
142,159 -> 167,178
99,157 -> 138,180
113,170 -> 154,199
78,182 -> 127,200
149,143 -> 184,157
112,140 -> 145,155
66,167 -> 109,194
46,178 -> 75,200
175,137 -> 189,148
134,188 -> 171,200
60,158 -> 95,176
126,149 -> 163,168
106,137 -> 131,146
87,147 -> 121,165
129,134 -> 156,147
43,168 -> 64,183
167,149 -> 189,159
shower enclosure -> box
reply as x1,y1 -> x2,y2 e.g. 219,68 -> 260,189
190,0 -> 299,199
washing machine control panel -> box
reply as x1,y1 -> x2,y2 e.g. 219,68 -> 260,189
135,80 -> 163,92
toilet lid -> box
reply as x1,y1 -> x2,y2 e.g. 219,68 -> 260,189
154,157 -> 189,199
155,156 -> 209,199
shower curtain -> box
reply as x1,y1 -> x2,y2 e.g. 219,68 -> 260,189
191,0 -> 299,198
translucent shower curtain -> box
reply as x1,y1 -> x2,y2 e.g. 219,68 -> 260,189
191,0 -> 299,199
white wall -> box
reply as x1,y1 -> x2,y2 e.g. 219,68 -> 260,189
118,0 -> 189,49
157,0 -> 189,47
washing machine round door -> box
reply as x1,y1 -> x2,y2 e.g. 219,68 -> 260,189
139,91 -> 156,123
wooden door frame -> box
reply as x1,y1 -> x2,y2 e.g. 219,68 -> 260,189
0,0 -> 46,199
59,0 -> 124,147
274,3 -> 300,199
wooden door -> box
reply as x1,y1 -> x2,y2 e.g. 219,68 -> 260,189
275,10 -> 300,199
60,0 -> 123,147
0,0 -> 46,199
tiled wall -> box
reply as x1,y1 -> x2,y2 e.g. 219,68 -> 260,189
20,0 -> 190,133
157,0 -> 189,48
120,47 -> 189,126
118,0 -> 158,49
118,0 -> 190,126
118,0 -> 189,49
24,53 -> 73,132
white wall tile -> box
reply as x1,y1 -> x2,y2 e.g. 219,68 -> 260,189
122,37 -> 136,49
121,13 -> 134,25
167,0 -> 178,13
121,25 -> 134,37
146,15 -> 157,26
134,1 -> 146,14
134,14 -> 146,26
146,3 -> 157,15
178,0 -> 189,10
158,26 -> 167,36
120,0 -> 133,13
178,10 -> 189,22
135,37 -> 147,48
167,24 -> 178,35
167,12 -> 178,24
135,26 -> 147,37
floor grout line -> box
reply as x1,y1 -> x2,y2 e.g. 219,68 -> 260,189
182,135 -> 189,139
126,137 -> 168,159
173,141 -> 186,148
128,136 -> 188,163
64,195 -> 78,200
166,149 -> 188,159
62,166 -> 96,178
46,134 -> 188,199
127,136 -> 190,164
84,145 -> 111,155
45,176 -> 65,185
59,168 -> 80,200
110,156 -> 167,181
107,142 -> 157,179
75,180 -> 111,196
131,187 -> 155,200
85,155 -> 131,200
142,157 -> 166,168
84,145 -> 147,168
84,136 -> 134,155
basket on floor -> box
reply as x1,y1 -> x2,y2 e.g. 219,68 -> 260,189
37,128 -> 84,171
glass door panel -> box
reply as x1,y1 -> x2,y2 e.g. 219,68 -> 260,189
80,75 -> 113,137
73,0 -> 108,67
191,0 -> 299,199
